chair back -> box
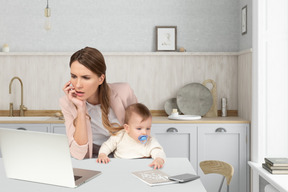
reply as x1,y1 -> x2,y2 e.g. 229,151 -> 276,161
200,160 -> 234,191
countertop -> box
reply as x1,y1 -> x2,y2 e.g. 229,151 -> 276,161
0,116 -> 249,124
249,161 -> 288,192
152,116 -> 249,124
0,117 -> 64,124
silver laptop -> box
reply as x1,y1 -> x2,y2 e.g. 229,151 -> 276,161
0,128 -> 101,188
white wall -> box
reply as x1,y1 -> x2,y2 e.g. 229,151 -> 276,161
0,0 -> 253,116
238,51 -> 252,121
0,0 -> 247,52
252,0 -> 288,162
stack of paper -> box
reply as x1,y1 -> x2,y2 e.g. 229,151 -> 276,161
132,169 -> 177,186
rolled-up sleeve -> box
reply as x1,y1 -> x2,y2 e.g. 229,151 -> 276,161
70,139 -> 89,160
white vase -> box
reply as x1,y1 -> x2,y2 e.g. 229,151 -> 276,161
2,44 -> 9,52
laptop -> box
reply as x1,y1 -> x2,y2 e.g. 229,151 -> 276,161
0,128 -> 101,188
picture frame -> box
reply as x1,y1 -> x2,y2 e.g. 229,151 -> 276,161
156,26 -> 177,51
241,5 -> 247,35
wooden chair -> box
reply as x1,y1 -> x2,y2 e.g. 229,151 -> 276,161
199,160 -> 234,192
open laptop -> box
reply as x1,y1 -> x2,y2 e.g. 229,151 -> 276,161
0,128 -> 101,188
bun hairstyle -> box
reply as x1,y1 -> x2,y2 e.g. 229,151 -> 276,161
70,47 -> 121,135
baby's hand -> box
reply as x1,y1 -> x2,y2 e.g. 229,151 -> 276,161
149,157 -> 164,169
96,153 -> 110,164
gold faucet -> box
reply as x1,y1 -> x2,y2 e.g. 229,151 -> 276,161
9,76 -> 27,116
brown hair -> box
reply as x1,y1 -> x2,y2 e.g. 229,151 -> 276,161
70,47 -> 121,135
124,103 -> 152,124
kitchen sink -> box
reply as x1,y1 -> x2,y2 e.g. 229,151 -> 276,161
0,116 -> 52,121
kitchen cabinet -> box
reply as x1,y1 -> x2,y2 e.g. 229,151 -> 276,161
0,123 -> 50,158
0,123 -> 66,134
0,123 -> 50,132
151,124 -> 198,172
197,124 -> 249,192
151,122 -> 249,192
51,124 -> 66,134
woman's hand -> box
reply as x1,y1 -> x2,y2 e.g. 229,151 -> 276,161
149,157 -> 164,169
63,81 -> 85,109
96,153 -> 110,164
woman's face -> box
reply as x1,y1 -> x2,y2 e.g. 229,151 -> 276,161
70,61 -> 104,104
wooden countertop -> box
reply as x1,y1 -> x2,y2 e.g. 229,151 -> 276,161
152,116 -> 249,124
0,117 -> 64,124
0,116 -> 249,124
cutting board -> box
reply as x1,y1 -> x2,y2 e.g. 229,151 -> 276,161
164,98 -> 181,115
202,79 -> 218,117
176,83 -> 213,116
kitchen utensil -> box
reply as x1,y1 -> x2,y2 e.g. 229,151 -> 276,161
176,83 -> 213,116
202,79 -> 218,117
170,108 -> 179,116
164,98 -> 181,116
2,44 -> 9,52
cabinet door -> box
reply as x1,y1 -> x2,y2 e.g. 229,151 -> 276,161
0,124 -> 50,132
151,124 -> 197,171
197,124 -> 248,192
51,124 -> 66,134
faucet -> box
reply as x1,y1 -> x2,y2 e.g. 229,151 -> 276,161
9,76 -> 27,116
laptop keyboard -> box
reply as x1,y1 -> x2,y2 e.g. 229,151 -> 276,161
74,175 -> 82,181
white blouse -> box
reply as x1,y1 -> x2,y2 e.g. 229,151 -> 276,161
86,102 -> 120,145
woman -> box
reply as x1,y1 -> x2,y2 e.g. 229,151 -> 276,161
59,47 -> 137,160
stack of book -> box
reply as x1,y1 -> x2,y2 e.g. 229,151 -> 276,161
262,157 -> 288,174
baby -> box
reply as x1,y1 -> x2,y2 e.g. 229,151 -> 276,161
96,103 -> 166,169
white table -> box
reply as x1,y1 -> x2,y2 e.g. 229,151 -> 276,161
249,161 -> 288,192
0,158 -> 206,192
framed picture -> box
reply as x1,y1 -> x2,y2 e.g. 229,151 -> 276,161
241,5 -> 247,35
156,26 -> 177,51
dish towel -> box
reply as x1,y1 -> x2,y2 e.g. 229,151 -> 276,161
265,184 -> 280,192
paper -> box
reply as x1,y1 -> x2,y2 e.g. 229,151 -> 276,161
132,169 -> 176,186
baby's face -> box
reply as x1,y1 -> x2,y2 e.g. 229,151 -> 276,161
124,113 -> 152,143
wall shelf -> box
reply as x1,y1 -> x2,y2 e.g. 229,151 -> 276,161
0,49 -> 252,56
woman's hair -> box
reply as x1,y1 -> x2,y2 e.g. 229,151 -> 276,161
70,47 -> 121,135
124,103 -> 152,124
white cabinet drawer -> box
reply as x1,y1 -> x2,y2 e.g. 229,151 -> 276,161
0,124 -> 50,158
0,124 -> 50,132
51,124 -> 66,134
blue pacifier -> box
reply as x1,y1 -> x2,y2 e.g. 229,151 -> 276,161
138,135 -> 148,144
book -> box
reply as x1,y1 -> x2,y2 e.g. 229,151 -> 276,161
132,169 -> 177,186
262,163 -> 288,174
264,158 -> 288,167
264,163 -> 288,170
